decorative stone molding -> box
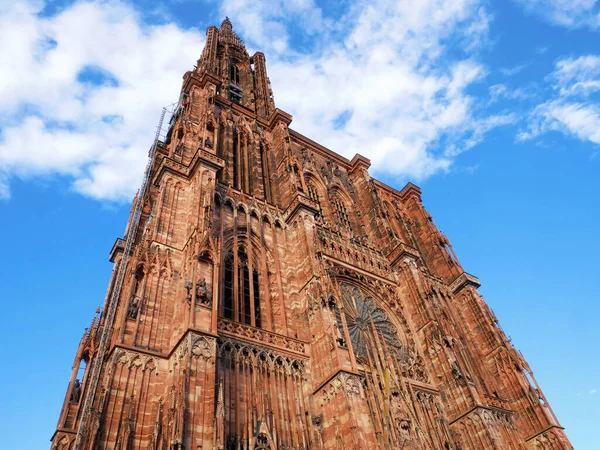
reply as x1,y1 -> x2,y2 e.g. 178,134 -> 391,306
151,149 -> 225,186
110,348 -> 160,375
218,318 -> 307,355
398,182 -> 422,202
318,370 -> 364,403
172,331 -> 216,365
267,108 -> 293,130
449,272 -> 481,293
527,426 -> 570,448
316,226 -> 389,278
217,336 -> 305,375
349,153 -> 371,174
109,237 -> 125,262
283,193 -> 320,223
387,241 -> 420,267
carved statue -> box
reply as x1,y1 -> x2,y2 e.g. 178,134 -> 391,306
127,296 -> 140,319
184,280 -> 193,303
205,137 -> 213,148
196,278 -> 212,305
70,379 -> 81,403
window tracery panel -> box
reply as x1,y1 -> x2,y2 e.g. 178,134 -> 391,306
222,247 -> 262,328
306,181 -> 322,216
336,283 -> 408,365
332,196 -> 351,229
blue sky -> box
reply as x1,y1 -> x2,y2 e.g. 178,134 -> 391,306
0,0 -> 599,448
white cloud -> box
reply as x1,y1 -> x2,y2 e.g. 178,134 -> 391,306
512,0 -> 600,30
520,54 -> 600,147
500,63 -> 529,77
519,100 -> 600,144
590,388 -> 597,394
0,1 -> 204,201
552,55 -> 600,96
0,0 -> 504,200
489,84 -> 533,103
445,113 -> 517,157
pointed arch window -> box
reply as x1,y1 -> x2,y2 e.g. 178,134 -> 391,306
229,63 -> 242,103
229,63 -> 241,85
332,196 -> 351,229
306,181 -> 322,216
253,267 -> 262,328
223,254 -> 234,320
222,247 -> 262,327
232,129 -> 239,189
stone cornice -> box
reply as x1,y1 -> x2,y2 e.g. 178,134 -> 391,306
449,404 -> 514,426
387,241 -> 421,267
109,237 -> 125,263
372,179 -> 407,199
349,153 -> 371,174
168,328 -> 219,360
525,425 -> 566,443
112,342 -> 166,359
267,108 -> 293,130
151,149 -> 225,186
406,378 -> 439,393
449,272 -> 481,293
399,182 -> 422,202
50,429 -> 76,441
283,193 -> 320,224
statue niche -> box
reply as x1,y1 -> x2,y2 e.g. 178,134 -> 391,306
127,296 -> 140,319
70,379 -> 81,403
195,256 -> 214,307
195,277 -> 212,306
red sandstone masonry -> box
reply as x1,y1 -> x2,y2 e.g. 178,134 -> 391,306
51,18 -> 572,450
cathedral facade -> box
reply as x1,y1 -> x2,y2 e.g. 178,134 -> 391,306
51,19 -> 571,450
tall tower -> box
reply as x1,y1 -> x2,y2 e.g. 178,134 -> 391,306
51,18 -> 572,450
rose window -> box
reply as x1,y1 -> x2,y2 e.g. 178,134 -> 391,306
336,283 -> 408,365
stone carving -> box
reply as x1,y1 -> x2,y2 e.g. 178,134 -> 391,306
321,376 -> 343,403
343,372 -> 362,397
127,296 -> 140,319
191,336 -> 213,360
195,277 -> 212,306
319,371 -> 363,404
70,379 -> 81,403
218,318 -> 306,355
111,349 -> 159,375
217,337 -> 305,377
336,283 -> 406,364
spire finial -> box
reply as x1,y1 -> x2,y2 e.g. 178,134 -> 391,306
220,16 -> 233,32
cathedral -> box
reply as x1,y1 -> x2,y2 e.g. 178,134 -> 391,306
50,18 -> 572,450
